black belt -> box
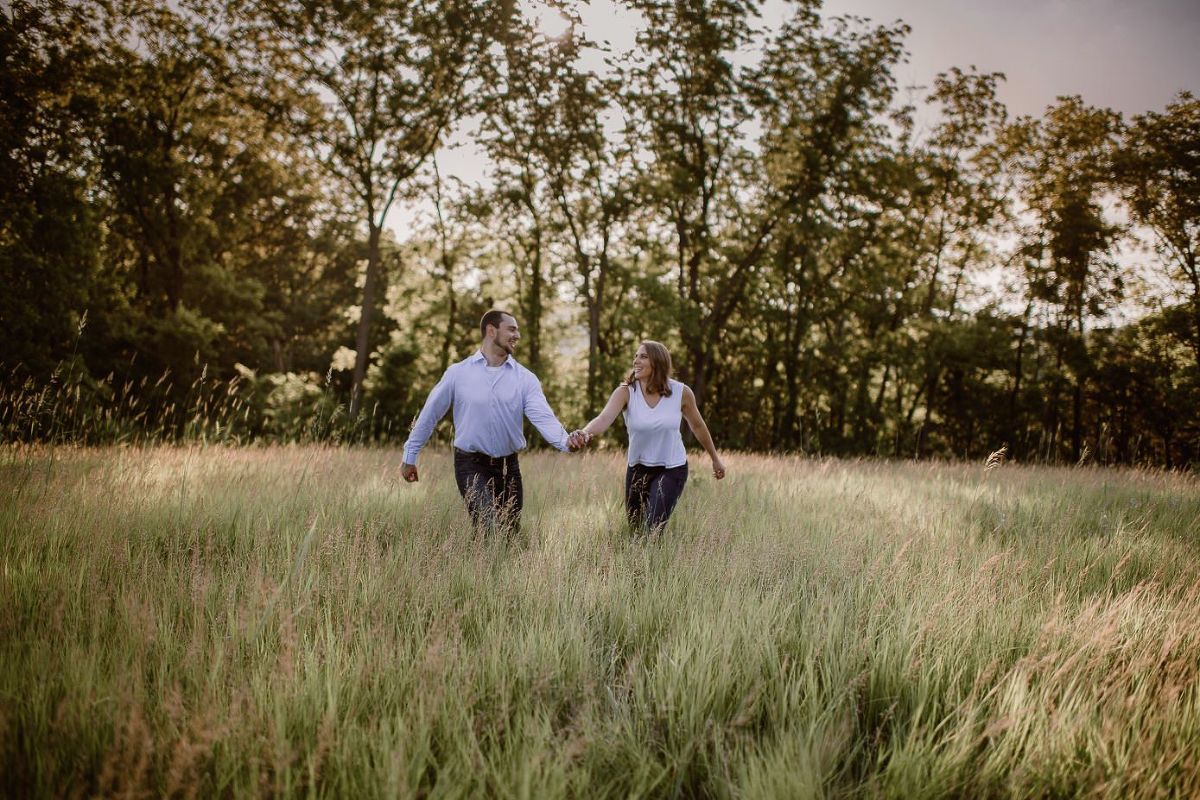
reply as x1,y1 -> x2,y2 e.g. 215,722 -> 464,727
454,448 -> 517,468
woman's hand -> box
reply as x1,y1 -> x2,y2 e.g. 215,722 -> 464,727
711,457 -> 726,480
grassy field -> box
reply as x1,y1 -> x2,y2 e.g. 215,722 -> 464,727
1,445 -> 1198,798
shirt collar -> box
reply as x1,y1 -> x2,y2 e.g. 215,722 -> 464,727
471,350 -> 514,368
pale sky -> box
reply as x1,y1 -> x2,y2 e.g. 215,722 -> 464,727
392,0 -> 1198,233
817,0 -> 1199,119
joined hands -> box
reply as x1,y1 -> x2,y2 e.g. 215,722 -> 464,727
567,430 -> 593,451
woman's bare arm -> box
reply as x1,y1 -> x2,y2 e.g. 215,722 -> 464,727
580,386 -> 631,438
682,385 -> 726,479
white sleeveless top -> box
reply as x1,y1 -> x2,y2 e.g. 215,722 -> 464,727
624,379 -> 688,468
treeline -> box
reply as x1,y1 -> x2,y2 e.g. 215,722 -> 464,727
2,0 -> 1197,466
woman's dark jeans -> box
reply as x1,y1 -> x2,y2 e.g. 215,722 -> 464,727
453,449 -> 522,537
625,462 -> 688,533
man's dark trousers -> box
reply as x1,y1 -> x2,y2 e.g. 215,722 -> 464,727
452,448 -> 523,536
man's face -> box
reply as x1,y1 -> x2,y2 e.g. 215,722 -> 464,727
492,315 -> 520,355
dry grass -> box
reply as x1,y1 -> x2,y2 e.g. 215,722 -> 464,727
1,444 -> 1198,798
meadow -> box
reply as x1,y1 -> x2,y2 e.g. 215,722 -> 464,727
1,444 -> 1198,798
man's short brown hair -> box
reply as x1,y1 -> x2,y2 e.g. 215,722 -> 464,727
480,309 -> 513,339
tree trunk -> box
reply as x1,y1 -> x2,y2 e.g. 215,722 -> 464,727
1008,299 -> 1034,457
779,303 -> 806,449
350,223 -> 383,419
1071,316 -> 1086,462
165,183 -> 182,311
1010,301 -> 1032,416
527,236 -> 543,374
440,284 -> 456,375
690,345 -> 710,412
588,246 -> 613,415
1072,379 -> 1084,461
1189,263 -> 1200,372
780,339 -> 801,450
1046,338 -> 1065,462
587,299 -> 601,413
851,351 -> 875,451
434,158 -> 456,376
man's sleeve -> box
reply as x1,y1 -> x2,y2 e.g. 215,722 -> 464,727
523,375 -> 570,452
402,368 -> 455,464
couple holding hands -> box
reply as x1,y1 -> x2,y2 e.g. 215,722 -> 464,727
401,310 -> 726,536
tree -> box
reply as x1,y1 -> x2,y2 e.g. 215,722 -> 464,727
898,68 -> 1008,457
619,0 -> 761,408
0,1 -> 104,380
475,10 -> 565,376
1003,96 -> 1124,460
82,0 -> 355,386
1120,92 -> 1200,371
746,8 -> 909,451
546,63 -> 639,414
265,0 -> 495,416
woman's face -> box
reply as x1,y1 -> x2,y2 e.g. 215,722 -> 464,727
632,346 -> 650,382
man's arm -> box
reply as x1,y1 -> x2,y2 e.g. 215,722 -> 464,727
522,375 -> 571,451
401,368 -> 456,481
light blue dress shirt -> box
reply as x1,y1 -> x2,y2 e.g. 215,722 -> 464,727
402,351 -> 570,464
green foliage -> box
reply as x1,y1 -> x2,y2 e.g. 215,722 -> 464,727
362,341 -> 423,440
0,1 -> 105,380
1119,92 -> 1200,369
262,0 -> 498,415
2,0 -> 1197,467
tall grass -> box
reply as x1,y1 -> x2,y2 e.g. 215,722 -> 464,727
1,445 -> 1198,797
0,359 -> 398,446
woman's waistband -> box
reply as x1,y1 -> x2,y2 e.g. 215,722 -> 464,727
627,460 -> 688,471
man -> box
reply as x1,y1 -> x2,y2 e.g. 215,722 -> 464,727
401,310 -> 587,535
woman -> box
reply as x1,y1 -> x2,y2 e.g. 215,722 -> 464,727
575,341 -> 726,533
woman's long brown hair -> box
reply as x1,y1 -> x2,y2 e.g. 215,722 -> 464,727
624,340 -> 673,397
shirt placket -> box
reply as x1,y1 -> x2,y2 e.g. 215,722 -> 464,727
490,367 -> 515,454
